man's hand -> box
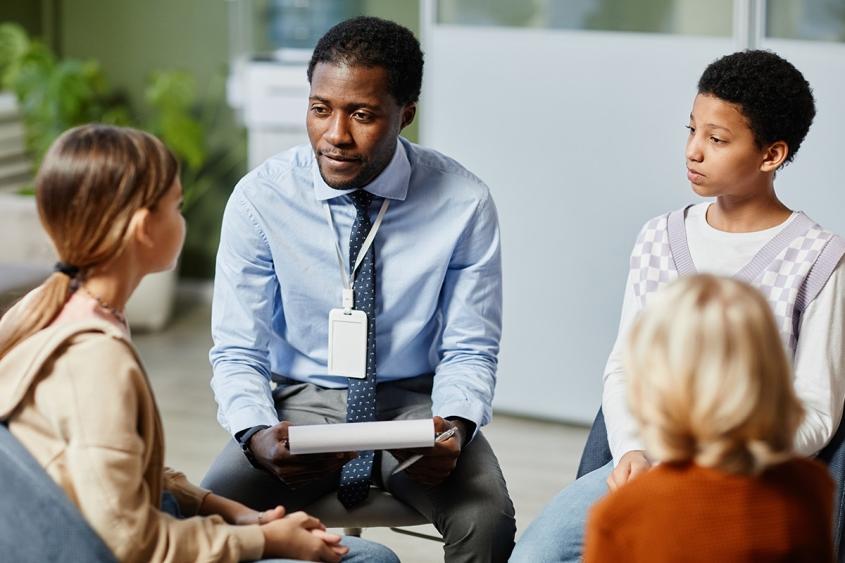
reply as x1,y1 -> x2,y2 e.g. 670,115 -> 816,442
606,450 -> 652,492
250,421 -> 355,488
261,511 -> 347,562
390,416 -> 465,487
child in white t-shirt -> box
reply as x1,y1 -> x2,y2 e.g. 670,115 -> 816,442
512,48 -> 845,563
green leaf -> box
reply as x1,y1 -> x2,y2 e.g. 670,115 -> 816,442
160,112 -> 205,170
145,70 -> 196,112
0,23 -> 30,88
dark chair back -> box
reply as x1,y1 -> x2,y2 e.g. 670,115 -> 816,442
818,413 -> 845,562
0,422 -> 116,561
577,406 -> 845,562
576,407 -> 612,479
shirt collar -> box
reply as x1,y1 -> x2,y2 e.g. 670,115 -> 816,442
312,140 -> 410,202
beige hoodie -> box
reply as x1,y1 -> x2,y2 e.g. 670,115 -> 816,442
0,318 -> 264,563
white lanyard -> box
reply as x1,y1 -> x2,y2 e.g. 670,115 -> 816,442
323,195 -> 390,312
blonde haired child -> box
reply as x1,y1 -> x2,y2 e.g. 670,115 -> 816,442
0,124 -> 397,563
585,274 -> 833,562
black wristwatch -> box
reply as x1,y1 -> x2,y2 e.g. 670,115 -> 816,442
446,416 -> 476,447
236,425 -> 270,470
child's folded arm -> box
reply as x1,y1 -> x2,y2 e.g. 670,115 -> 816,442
162,467 -> 211,517
59,337 -> 265,563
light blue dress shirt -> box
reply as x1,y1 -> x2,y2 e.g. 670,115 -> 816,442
210,138 -> 502,437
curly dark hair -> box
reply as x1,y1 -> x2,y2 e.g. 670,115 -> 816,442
698,50 -> 815,166
307,16 -> 423,106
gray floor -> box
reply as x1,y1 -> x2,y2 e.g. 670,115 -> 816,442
136,291 -> 589,563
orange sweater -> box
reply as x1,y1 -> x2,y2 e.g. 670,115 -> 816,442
584,459 -> 834,563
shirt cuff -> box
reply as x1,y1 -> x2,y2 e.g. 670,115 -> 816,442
434,400 -> 486,443
610,436 -> 646,467
223,405 -> 279,438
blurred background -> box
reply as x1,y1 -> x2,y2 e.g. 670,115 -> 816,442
1,1 -> 844,560
0,0 -> 418,280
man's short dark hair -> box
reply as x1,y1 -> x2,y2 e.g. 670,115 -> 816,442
698,50 -> 815,166
307,16 -> 424,106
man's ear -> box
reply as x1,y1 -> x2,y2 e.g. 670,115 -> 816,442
129,208 -> 155,248
400,102 -> 417,130
760,140 -> 789,172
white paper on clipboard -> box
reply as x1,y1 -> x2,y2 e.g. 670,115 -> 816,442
287,419 -> 434,454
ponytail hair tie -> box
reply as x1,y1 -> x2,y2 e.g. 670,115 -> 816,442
54,262 -> 80,278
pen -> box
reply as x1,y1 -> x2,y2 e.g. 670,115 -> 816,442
391,426 -> 458,476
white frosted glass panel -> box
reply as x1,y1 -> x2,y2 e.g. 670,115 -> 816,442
421,25 -> 735,423
436,0 -> 733,36
757,39 -> 845,236
767,0 -> 845,42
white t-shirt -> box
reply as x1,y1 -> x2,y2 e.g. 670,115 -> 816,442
603,202 -> 845,463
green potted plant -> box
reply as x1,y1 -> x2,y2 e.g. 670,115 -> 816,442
0,23 -> 242,329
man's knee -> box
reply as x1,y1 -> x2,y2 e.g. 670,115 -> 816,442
435,434 -> 516,558
200,439 -> 280,509
474,504 -> 517,548
444,512 -> 516,562
202,440 -> 237,486
201,440 -> 245,489
437,488 -> 516,561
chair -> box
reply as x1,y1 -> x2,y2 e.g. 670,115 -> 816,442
576,407 -> 612,479
577,406 -> 845,561
817,413 -> 845,562
304,487 -> 440,541
0,422 -> 116,561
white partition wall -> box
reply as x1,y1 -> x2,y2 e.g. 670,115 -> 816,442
419,0 -> 845,423
757,39 -> 845,232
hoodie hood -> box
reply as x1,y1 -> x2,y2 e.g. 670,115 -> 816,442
0,319 -> 127,420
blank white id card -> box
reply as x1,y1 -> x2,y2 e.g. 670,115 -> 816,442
327,308 -> 367,379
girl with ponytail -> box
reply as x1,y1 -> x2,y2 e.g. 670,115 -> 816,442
0,123 -> 180,358
0,124 -> 397,563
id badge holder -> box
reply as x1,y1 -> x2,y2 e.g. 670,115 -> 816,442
327,289 -> 367,379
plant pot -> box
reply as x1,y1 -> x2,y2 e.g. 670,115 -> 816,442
0,193 -> 54,306
0,193 -> 55,263
0,192 -> 177,331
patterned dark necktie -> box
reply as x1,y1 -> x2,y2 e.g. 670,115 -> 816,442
337,189 -> 378,508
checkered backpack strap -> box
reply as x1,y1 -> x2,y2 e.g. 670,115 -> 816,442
629,212 -> 680,307
667,206 -> 696,276
741,215 -> 839,354
795,233 -> 845,323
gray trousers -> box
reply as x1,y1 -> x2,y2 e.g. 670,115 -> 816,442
201,375 -> 516,562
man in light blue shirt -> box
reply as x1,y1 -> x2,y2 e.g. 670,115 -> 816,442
201,16 -> 515,561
